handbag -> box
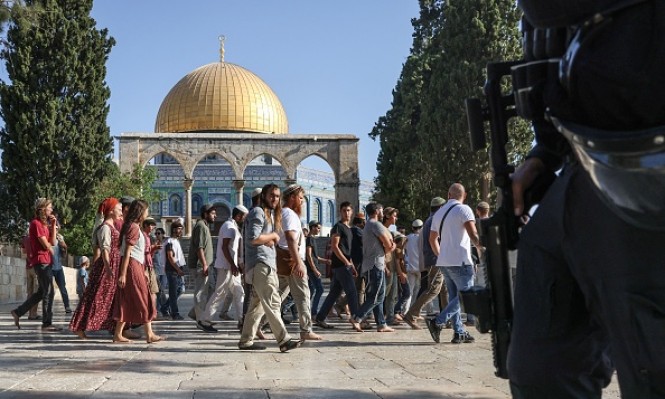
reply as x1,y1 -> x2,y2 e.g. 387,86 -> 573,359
276,245 -> 297,276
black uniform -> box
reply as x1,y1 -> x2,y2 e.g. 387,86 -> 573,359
509,1 -> 665,398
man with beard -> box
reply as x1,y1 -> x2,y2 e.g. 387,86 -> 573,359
238,184 -> 301,352
277,184 -> 322,341
202,205 -> 248,326
189,204 -> 217,333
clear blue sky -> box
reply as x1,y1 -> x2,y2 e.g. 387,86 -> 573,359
90,1 -> 420,183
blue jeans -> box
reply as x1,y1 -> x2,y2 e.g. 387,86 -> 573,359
52,268 -> 70,309
316,266 -> 360,322
156,274 -> 169,315
165,270 -> 184,317
307,269 -> 324,316
353,266 -> 386,327
434,264 -> 474,334
394,279 -> 411,315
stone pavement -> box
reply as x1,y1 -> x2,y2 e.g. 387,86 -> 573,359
0,295 -> 621,399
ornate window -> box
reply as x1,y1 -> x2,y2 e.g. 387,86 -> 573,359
169,194 -> 182,216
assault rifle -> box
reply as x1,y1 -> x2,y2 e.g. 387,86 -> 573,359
460,61 -> 555,379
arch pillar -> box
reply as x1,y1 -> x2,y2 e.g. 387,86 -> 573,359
233,179 -> 245,207
183,178 -> 193,236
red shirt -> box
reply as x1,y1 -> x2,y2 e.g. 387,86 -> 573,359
29,218 -> 52,266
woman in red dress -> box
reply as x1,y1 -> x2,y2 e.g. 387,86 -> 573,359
69,198 -> 123,338
113,199 -> 163,343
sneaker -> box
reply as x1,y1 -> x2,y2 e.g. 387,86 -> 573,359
425,318 -> 442,343
65,307 -> 72,314
172,314 -> 184,321
197,321 -> 218,333
314,319 -> 335,329
451,331 -> 475,344
279,339 -> 302,353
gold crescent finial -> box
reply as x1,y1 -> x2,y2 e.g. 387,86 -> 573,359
218,35 -> 226,63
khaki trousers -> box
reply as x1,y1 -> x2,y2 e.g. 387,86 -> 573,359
239,262 -> 291,347
278,273 -> 313,333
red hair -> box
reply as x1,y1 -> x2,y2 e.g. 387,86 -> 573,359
98,197 -> 119,218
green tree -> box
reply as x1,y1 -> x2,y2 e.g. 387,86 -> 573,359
63,163 -> 161,256
371,0 -> 532,225
0,0 -> 115,230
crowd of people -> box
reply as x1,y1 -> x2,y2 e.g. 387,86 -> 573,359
9,182 -> 490,350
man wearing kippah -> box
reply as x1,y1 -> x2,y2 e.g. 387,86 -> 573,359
202,205 -> 248,327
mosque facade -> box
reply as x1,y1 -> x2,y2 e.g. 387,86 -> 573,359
118,42 -> 372,235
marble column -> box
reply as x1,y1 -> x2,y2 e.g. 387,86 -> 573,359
183,178 -> 193,236
233,179 -> 245,208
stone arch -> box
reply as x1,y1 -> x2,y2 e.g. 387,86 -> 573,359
118,133 -> 359,236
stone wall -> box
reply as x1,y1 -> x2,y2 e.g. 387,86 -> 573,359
0,243 -> 77,305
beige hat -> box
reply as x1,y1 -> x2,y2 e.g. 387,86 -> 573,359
430,197 -> 445,207
412,219 -> 424,228
477,201 -> 490,210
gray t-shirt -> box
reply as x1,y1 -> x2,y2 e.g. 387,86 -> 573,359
361,219 -> 390,273
243,206 -> 276,273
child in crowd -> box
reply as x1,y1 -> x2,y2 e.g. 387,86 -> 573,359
76,256 -> 90,302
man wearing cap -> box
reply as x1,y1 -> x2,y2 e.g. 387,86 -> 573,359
404,219 -> 423,313
238,183 -> 301,352
202,205 -> 248,326
403,196 -> 447,329
165,220 -> 186,320
189,204 -> 217,333
277,184 -> 321,341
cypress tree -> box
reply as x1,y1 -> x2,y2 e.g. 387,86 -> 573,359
0,0 -> 115,228
371,0 -> 531,224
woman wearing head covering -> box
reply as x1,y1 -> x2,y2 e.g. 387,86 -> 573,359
69,197 -> 123,339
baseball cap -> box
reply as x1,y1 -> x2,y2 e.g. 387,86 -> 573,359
412,219 -> 424,228
143,217 -> 156,226
430,197 -> 445,207
308,220 -> 320,227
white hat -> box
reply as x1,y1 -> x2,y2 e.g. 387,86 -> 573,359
79,256 -> 89,266
234,205 -> 249,214
250,187 -> 262,198
412,219 -> 424,228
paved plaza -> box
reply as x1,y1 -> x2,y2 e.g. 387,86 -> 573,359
0,294 -> 621,399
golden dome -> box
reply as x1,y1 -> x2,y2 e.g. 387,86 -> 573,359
155,62 -> 288,134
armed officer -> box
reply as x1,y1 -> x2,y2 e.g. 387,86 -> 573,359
508,1 -> 665,398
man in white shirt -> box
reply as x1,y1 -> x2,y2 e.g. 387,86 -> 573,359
426,183 -> 483,344
164,220 -> 186,320
277,184 -> 322,341
202,205 -> 248,325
